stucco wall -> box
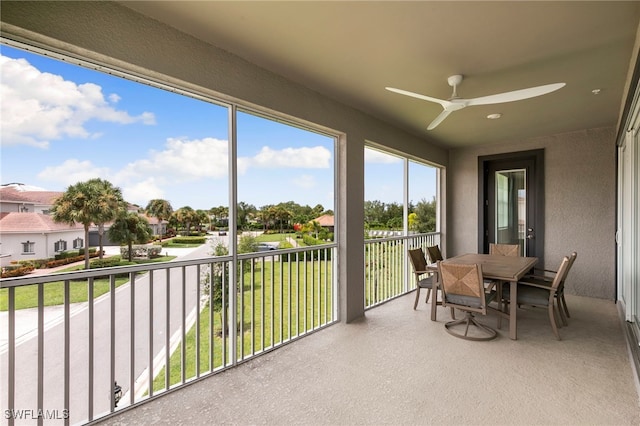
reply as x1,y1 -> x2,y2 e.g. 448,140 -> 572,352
448,127 -> 617,299
0,229 -> 84,267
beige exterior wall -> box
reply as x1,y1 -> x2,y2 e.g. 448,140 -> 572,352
448,127 -> 617,300
0,229 -> 84,267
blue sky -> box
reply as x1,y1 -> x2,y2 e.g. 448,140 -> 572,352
1,44 -> 435,211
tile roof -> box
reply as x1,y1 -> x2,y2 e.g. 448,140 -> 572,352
0,212 -> 82,232
313,214 -> 334,227
0,187 -> 62,205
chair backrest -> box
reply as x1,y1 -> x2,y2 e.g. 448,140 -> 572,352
426,245 -> 443,263
559,252 -> 577,289
437,261 -> 486,313
549,256 -> 572,292
408,248 -> 428,273
489,243 -> 520,257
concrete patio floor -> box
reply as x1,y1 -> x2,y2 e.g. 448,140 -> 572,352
99,292 -> 640,425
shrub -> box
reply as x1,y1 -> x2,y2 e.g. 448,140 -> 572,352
15,259 -> 50,269
45,251 -> 100,268
90,256 -> 123,268
1,265 -> 34,278
171,236 -> 206,245
120,245 -> 163,259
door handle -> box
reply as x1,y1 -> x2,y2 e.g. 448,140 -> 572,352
526,234 -> 534,240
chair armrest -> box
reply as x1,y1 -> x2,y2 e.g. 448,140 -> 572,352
518,280 -> 556,293
522,274 -> 551,281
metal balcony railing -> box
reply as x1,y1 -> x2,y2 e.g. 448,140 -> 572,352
364,232 -> 441,308
0,244 -> 337,425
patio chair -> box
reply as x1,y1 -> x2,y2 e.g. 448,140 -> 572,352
408,248 -> 454,319
437,261 -> 497,341
489,243 -> 520,257
503,256 -> 572,340
521,252 -> 577,326
426,245 -> 443,263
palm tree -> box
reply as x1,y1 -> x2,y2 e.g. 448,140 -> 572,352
51,178 -> 123,269
274,205 -> 292,233
174,206 -> 196,235
237,201 -> 256,230
197,209 -> 210,232
107,212 -> 153,262
310,220 -> 323,239
92,180 -> 126,259
145,199 -> 173,242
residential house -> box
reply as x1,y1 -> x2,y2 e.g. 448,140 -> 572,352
311,213 -> 334,233
0,185 -> 84,267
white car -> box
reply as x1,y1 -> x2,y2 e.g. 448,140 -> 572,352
257,243 -> 277,251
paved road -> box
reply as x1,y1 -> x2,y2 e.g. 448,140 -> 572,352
1,242 -> 213,425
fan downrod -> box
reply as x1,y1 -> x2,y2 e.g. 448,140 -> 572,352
447,74 -> 463,98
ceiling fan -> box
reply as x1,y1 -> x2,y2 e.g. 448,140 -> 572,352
386,75 -> 565,130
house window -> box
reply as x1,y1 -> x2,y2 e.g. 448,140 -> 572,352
73,238 -> 84,249
22,241 -> 35,254
54,239 -> 67,252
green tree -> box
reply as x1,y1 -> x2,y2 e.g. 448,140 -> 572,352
238,234 -> 258,253
408,212 -> 418,231
107,212 -> 153,262
414,197 -> 437,233
145,199 -> 174,242
173,206 -> 197,235
92,180 -> 125,260
237,201 -> 256,230
195,209 -> 210,233
364,200 -> 386,228
274,204 -> 292,233
209,205 -> 229,228
51,178 -> 124,269
259,205 -> 277,231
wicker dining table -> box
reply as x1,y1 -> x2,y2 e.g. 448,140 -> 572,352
431,253 -> 538,340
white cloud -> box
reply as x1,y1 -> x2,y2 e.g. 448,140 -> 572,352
0,55 -> 156,148
118,137 -> 229,182
122,178 -> 166,204
250,146 -> 331,168
365,148 -> 401,164
36,159 -> 112,186
35,137 -> 332,207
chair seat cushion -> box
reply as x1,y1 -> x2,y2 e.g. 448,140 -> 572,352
503,285 -> 551,306
417,276 -> 435,289
446,291 -> 495,309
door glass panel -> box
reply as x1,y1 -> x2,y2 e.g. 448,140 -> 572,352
495,169 -> 526,256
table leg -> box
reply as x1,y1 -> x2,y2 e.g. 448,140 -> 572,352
430,282 -> 438,321
509,280 -> 517,340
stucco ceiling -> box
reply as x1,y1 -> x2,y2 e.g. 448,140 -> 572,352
120,1 -> 639,148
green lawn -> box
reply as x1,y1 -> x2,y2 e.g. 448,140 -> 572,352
0,255 -> 176,311
152,258 -> 333,392
254,232 -> 296,243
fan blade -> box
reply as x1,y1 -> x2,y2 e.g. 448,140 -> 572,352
385,87 -> 449,107
427,109 -> 453,130
466,82 -> 566,106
